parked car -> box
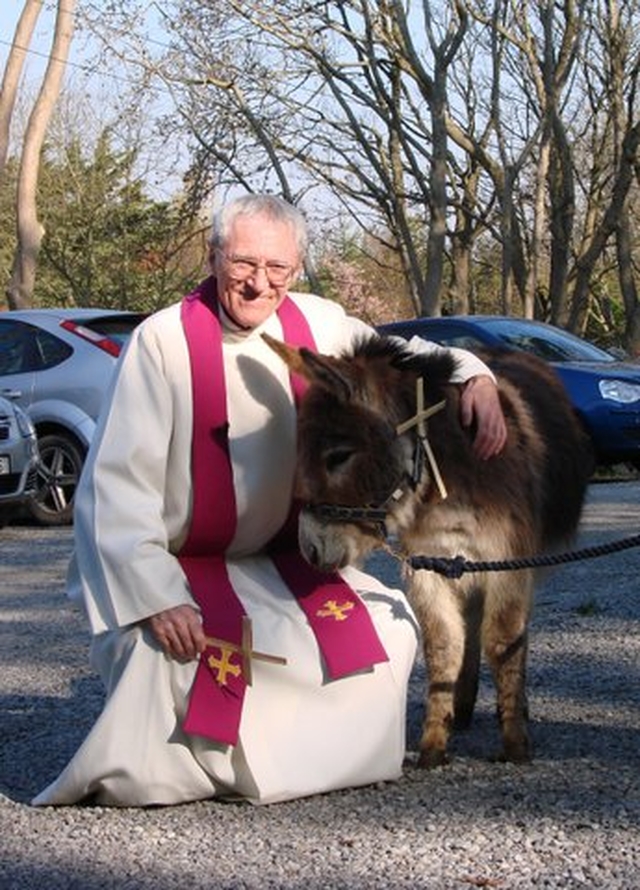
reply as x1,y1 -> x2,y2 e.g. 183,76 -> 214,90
0,308 -> 146,525
0,394 -> 39,526
377,315 -> 640,467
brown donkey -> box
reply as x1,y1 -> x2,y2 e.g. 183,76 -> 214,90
265,333 -> 594,768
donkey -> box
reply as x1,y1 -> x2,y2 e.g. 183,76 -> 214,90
265,332 -> 594,768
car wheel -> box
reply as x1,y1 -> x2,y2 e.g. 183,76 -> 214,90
30,432 -> 85,526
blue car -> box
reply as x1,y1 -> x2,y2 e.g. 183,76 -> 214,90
377,315 -> 640,467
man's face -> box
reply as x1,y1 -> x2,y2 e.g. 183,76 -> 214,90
212,213 -> 301,329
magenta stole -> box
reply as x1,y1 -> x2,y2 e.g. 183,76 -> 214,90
179,279 -> 388,745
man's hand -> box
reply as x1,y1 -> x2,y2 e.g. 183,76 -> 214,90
146,604 -> 206,661
460,375 -> 507,460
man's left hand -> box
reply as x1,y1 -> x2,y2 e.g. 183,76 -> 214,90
460,375 -> 507,459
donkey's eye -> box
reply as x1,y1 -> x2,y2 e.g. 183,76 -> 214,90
324,447 -> 355,472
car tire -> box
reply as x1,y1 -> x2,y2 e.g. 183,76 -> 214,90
30,432 -> 85,526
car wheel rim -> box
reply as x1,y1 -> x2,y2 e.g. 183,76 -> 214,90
36,445 -> 78,515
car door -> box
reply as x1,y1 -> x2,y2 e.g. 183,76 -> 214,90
0,318 -> 40,410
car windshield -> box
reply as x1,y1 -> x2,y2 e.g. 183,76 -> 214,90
484,319 -> 616,364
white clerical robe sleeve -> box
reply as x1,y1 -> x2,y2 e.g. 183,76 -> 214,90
71,319 -> 196,635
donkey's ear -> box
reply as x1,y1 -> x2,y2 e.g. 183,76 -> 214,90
262,333 -> 353,401
262,333 -> 308,377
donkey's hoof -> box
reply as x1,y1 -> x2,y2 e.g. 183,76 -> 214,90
417,747 -> 449,769
497,740 -> 532,764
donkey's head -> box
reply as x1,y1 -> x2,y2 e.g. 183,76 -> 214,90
264,332 -> 456,571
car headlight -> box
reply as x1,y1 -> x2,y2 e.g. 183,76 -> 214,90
13,404 -> 36,438
599,379 -> 640,404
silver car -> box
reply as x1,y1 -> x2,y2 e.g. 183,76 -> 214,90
0,395 -> 39,524
0,308 -> 146,525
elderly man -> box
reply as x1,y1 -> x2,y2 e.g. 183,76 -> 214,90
34,194 -> 505,807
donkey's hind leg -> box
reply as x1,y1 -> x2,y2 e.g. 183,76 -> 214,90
453,585 -> 483,730
410,571 -> 466,768
483,571 -> 534,763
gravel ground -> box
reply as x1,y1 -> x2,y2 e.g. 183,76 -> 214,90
1,480 -> 639,889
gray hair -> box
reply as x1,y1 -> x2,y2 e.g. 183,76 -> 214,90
209,194 -> 308,260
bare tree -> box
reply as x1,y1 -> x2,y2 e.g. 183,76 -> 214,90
387,0 -> 469,315
84,0 -> 640,343
572,0 -> 640,353
0,0 -> 42,178
452,1 -> 584,317
150,1 -> 477,315
6,0 -> 77,310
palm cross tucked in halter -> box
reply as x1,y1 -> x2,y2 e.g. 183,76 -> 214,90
395,377 -> 448,501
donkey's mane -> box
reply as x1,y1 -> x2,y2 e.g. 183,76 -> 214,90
344,333 -> 458,383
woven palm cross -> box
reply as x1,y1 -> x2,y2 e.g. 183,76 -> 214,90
205,616 -> 287,686
396,377 -> 448,500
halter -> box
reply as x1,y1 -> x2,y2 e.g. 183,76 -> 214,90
308,498 -> 400,536
305,378 -> 448,534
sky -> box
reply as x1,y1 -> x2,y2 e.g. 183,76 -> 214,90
0,1 -> 189,201
1,2 -> 77,86
0,2 -> 332,218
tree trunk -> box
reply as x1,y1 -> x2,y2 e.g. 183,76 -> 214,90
606,0 -> 640,354
569,121 -> 640,332
547,114 -> 575,326
617,202 -> 640,355
448,164 -> 481,315
500,167 -> 517,315
525,137 -> 550,319
0,0 -> 42,177
423,88 -> 448,317
6,0 -> 76,310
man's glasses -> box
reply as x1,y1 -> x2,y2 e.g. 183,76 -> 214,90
220,253 -> 294,286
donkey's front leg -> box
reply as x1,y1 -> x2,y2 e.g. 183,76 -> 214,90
410,572 -> 466,768
483,574 -> 534,763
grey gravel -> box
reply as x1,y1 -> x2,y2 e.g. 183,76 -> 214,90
1,480 -> 639,889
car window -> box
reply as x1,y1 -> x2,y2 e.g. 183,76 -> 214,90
0,320 -> 72,375
35,329 -> 73,368
81,315 -> 146,348
499,334 -> 571,360
437,333 -> 487,351
0,321 -> 38,374
485,320 -> 615,363
383,324 -> 489,353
